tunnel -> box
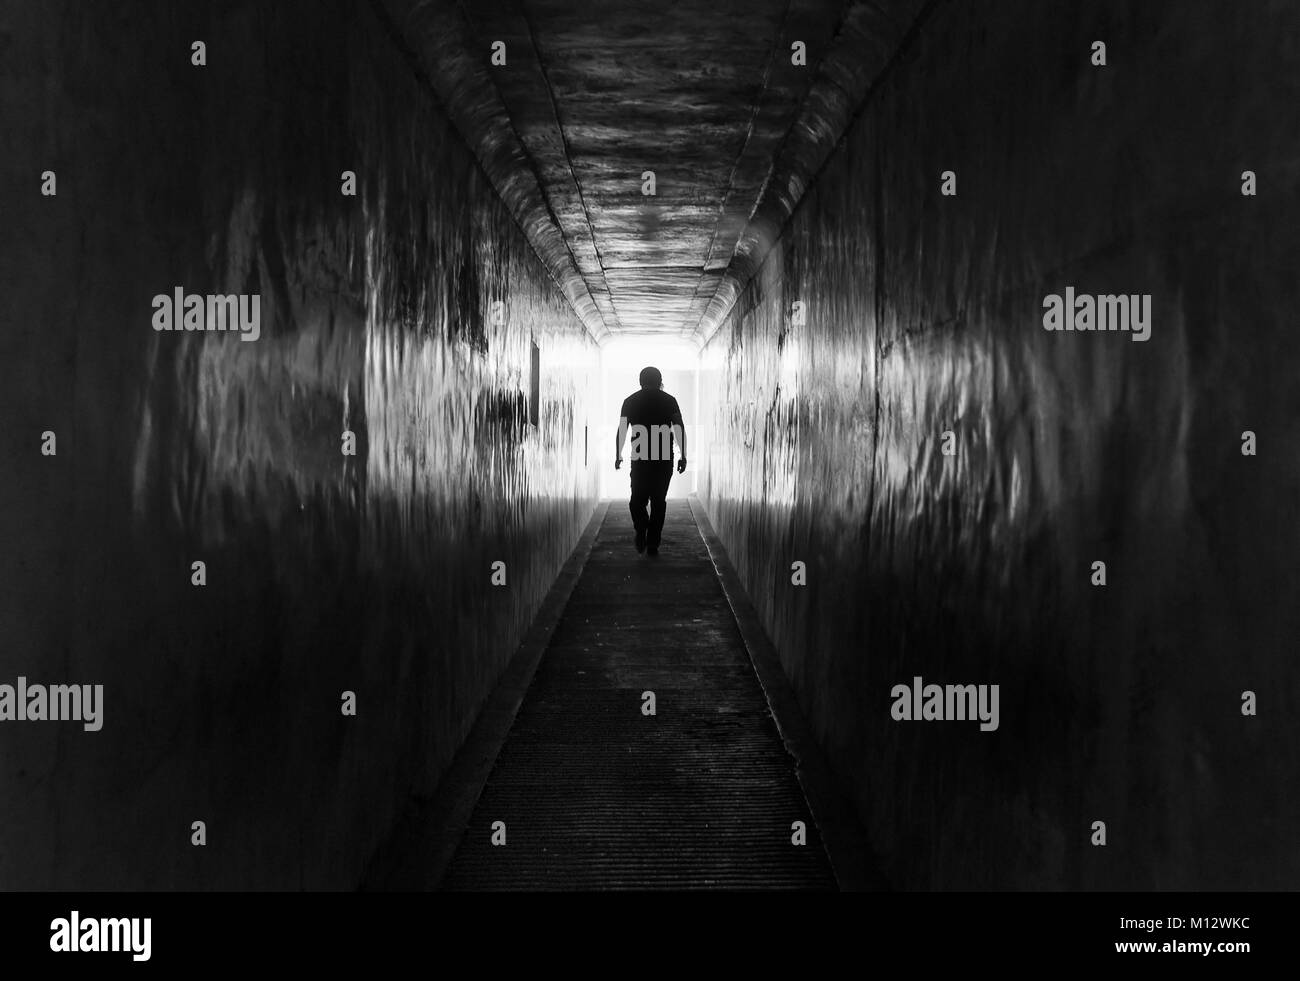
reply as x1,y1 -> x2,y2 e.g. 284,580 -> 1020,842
2,0 -> 1297,900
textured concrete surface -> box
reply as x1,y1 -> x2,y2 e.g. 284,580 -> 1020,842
443,500 -> 836,889
381,0 -> 930,340
363,503 -> 610,890
2,0 -> 1294,896
2,0 -> 599,888
698,0 -> 1300,889
691,496 -> 887,890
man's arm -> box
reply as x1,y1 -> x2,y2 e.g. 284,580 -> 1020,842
615,401 -> 629,469
672,401 -> 687,474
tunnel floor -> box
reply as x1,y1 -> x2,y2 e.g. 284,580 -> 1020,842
441,498 -> 837,890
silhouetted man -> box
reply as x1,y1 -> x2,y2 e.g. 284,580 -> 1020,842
615,366 -> 686,556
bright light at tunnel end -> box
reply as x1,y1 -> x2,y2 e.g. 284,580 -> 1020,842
597,335 -> 704,499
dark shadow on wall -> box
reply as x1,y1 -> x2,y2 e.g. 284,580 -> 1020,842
698,0 -> 1300,891
0,0 -> 599,889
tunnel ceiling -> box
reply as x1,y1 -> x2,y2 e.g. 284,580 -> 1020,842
380,0 -> 928,344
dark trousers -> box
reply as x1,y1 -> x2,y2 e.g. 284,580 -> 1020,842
629,461 -> 674,547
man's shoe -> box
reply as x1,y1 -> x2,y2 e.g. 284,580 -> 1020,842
646,544 -> 659,556
635,529 -> 646,553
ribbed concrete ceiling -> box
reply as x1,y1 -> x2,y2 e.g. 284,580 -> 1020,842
457,0 -> 843,339
379,0 -> 929,344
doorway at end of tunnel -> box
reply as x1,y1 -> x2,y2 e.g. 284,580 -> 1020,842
599,336 -> 704,500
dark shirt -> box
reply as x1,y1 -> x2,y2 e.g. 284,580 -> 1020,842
620,389 -> 684,466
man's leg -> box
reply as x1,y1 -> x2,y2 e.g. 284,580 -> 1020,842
628,464 -> 650,552
646,463 -> 673,552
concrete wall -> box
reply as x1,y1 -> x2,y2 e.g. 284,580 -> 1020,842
1,0 -> 599,888
699,0 -> 1300,890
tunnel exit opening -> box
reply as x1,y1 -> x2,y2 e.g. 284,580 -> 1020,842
598,336 -> 703,500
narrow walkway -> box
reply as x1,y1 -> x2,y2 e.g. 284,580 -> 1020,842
442,498 -> 837,890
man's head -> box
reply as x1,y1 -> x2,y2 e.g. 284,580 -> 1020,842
638,366 -> 663,390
